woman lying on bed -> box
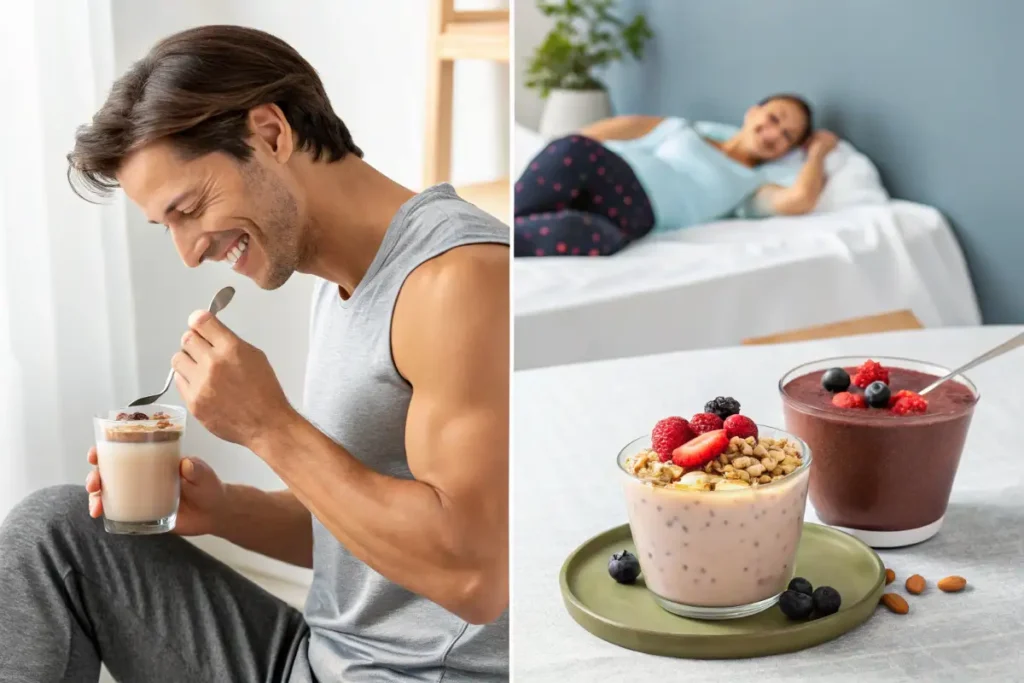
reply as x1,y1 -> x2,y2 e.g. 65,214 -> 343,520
513,94 -> 838,257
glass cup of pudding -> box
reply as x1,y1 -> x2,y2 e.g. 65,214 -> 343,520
93,404 -> 186,535
618,425 -> 812,620
779,357 -> 979,548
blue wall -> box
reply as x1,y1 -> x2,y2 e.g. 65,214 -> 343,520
604,0 -> 1024,324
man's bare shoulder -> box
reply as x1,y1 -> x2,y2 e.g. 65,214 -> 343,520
401,242 -> 508,306
391,242 -> 509,381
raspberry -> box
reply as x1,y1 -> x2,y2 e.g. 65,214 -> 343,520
690,412 -> 724,435
651,417 -> 695,462
852,359 -> 889,389
891,390 -> 928,415
723,414 -> 758,440
832,392 -> 867,409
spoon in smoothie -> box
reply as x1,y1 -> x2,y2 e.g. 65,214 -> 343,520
919,329 -> 1024,396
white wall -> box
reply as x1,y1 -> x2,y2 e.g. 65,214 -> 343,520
513,0 -> 552,129
107,0 -> 509,491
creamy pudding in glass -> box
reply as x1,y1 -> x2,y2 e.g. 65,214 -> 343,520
93,404 -> 186,534
618,425 -> 812,620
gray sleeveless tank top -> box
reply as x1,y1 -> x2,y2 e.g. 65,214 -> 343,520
290,184 -> 509,682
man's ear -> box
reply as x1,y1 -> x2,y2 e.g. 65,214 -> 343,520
247,104 -> 295,163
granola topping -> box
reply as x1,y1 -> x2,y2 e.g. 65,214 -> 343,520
625,435 -> 804,491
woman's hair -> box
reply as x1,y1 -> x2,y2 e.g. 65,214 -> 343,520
67,25 -> 362,201
759,93 -> 814,146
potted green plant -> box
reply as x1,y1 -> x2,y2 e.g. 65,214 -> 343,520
526,0 -> 653,137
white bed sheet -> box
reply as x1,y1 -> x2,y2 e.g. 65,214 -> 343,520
514,201 -> 982,369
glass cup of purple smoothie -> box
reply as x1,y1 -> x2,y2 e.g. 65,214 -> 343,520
779,357 -> 979,548
618,426 -> 812,620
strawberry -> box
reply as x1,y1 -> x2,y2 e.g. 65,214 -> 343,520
852,359 -> 890,389
891,390 -> 928,415
832,392 -> 867,409
672,430 -> 729,469
689,412 -> 724,435
651,417 -> 695,462
723,414 -> 758,440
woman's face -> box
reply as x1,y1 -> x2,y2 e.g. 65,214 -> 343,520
741,98 -> 810,161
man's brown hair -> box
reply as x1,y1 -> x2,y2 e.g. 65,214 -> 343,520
67,24 -> 362,201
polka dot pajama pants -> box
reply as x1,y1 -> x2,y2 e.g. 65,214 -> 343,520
513,135 -> 656,257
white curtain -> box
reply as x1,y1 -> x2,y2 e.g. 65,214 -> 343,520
0,0 -> 138,519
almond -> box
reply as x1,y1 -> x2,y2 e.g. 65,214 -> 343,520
937,575 -> 967,593
905,574 -> 926,595
880,593 -> 909,614
885,568 -> 895,585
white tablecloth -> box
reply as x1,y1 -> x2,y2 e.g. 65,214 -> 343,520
513,326 -> 1024,682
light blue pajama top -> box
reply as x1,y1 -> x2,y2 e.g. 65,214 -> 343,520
602,117 -> 799,232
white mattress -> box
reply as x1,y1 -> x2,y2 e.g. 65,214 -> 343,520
514,201 -> 982,369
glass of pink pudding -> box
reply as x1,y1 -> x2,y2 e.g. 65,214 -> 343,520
618,425 -> 812,620
780,357 -> 979,548
93,404 -> 186,535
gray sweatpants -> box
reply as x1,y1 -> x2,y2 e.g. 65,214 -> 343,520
0,485 -> 310,683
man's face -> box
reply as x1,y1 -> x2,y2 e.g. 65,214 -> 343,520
740,98 -> 809,161
117,140 -> 302,290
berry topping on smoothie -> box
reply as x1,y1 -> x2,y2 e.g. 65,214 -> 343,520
831,392 -> 866,409
864,380 -> 891,408
703,396 -> 741,420
671,430 -> 729,469
890,390 -> 928,415
689,412 -> 724,435
820,367 -> 851,393
723,414 -> 758,440
852,359 -> 890,388
627,403 -> 805,491
651,416 -> 695,461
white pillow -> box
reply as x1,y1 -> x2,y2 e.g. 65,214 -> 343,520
810,140 -> 890,212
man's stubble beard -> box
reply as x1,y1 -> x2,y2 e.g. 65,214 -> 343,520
247,164 -> 306,291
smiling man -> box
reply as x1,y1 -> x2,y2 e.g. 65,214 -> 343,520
0,25 -> 508,683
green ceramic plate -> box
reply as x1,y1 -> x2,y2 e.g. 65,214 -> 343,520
559,522 -> 885,659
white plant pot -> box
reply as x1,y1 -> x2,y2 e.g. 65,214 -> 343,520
538,88 -> 612,139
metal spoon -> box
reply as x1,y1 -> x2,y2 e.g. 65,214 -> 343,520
127,286 -> 236,407
919,329 -> 1024,396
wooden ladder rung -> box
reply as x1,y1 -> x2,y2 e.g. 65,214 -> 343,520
437,10 -> 509,62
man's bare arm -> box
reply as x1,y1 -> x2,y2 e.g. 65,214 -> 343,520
578,115 -> 665,142
249,243 -> 509,624
216,486 -> 313,569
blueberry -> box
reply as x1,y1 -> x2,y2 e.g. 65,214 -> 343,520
863,381 -> 891,408
812,586 -> 842,616
788,576 -> 813,596
820,368 -> 851,393
608,550 -> 641,584
778,589 -> 814,620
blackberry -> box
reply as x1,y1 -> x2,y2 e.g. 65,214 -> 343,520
703,396 -> 741,420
